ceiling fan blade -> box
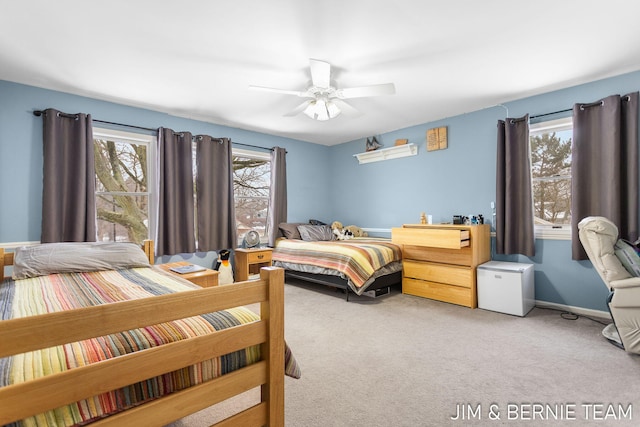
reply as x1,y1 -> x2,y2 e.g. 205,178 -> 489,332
283,100 -> 313,117
331,99 -> 361,117
334,83 -> 396,99
309,59 -> 331,88
248,85 -> 312,97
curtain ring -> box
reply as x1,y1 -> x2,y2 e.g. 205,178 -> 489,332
579,100 -> 604,111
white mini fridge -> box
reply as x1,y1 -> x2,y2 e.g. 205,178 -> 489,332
477,261 -> 535,317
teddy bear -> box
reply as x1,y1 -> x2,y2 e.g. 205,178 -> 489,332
331,221 -> 351,240
331,221 -> 367,239
214,249 -> 234,285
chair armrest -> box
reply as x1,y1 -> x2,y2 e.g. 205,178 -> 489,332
610,277 -> 640,289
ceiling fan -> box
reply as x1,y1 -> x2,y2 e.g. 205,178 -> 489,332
249,59 -> 395,121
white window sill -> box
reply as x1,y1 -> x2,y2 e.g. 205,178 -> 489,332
534,227 -> 571,240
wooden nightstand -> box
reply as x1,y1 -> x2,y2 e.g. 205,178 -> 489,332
157,261 -> 219,288
235,248 -> 273,281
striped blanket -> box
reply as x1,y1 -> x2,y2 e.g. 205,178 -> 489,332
272,238 -> 402,290
0,267 -> 300,427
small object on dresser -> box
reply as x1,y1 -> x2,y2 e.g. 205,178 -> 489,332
452,215 -> 467,225
170,264 -> 206,274
420,212 -> 427,224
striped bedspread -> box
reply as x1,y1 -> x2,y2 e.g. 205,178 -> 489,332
0,267 -> 300,427
272,238 -> 402,289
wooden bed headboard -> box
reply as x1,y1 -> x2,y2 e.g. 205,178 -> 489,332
0,240 -> 155,280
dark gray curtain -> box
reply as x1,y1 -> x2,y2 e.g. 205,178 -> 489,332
195,135 -> 237,251
41,108 -> 96,242
267,147 -> 287,247
496,114 -> 535,256
156,128 -> 196,256
571,92 -> 639,260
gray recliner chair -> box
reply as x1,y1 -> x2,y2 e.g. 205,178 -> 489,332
578,216 -> 640,354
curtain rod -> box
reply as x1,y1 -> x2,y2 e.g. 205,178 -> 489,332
529,108 -> 572,120
32,110 -> 277,152
527,96 -> 629,120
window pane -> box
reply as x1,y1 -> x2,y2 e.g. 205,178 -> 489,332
94,140 -> 147,193
233,155 -> 270,244
530,120 -> 572,228
96,194 -> 149,244
94,136 -> 150,244
532,178 -> 571,225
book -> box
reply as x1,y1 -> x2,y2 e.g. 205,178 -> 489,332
169,264 -> 206,274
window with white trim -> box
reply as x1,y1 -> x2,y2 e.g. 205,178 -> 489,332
233,148 -> 271,246
529,117 -> 572,238
93,128 -> 155,244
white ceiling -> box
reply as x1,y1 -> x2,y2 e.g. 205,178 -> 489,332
2,1 -> 640,146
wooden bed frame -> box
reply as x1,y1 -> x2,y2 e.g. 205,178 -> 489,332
0,242 -> 286,426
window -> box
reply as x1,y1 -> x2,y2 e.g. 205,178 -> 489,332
93,128 -> 155,244
93,128 -> 271,248
233,148 -> 271,246
529,117 -> 572,238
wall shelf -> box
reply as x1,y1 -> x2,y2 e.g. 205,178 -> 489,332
353,143 -> 417,164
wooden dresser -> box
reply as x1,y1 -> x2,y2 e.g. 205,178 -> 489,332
391,224 -> 491,308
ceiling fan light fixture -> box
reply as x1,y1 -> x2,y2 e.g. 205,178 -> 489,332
303,98 -> 341,121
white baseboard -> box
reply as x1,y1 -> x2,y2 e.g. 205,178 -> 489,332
535,300 -> 611,320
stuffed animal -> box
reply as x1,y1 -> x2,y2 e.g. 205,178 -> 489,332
331,221 -> 367,239
331,221 -> 343,239
214,249 -> 234,285
344,225 -> 368,237
330,221 -> 350,240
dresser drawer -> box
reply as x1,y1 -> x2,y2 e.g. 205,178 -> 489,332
403,278 -> 475,307
403,260 -> 473,287
392,227 -> 469,249
403,245 -> 473,266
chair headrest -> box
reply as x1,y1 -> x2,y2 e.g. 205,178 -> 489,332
578,216 -> 619,239
578,216 -> 631,288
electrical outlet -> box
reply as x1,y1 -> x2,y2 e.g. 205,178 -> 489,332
490,201 -> 495,209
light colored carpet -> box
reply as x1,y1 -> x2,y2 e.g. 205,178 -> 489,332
169,279 -> 640,426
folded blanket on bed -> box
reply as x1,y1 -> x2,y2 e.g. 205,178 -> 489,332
272,238 -> 402,289
0,267 -> 300,427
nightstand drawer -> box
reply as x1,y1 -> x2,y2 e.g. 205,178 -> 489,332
403,260 -> 473,287
247,251 -> 272,264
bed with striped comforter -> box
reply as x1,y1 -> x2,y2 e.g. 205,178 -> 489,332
272,238 -> 402,294
0,267 -> 300,427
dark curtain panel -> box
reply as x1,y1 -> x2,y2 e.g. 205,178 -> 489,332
496,114 -> 535,256
267,147 -> 287,247
41,108 -> 96,242
571,92 -> 639,260
195,135 -> 237,251
156,128 -> 196,256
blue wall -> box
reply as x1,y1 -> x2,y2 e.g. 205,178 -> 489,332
0,79 -> 332,249
328,70 -> 640,312
2,70 -> 639,312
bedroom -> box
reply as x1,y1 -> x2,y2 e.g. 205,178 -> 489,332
2,1 -> 640,425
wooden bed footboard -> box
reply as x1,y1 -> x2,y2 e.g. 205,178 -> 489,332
0,266 -> 286,426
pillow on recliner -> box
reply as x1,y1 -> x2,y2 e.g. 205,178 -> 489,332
614,239 -> 640,277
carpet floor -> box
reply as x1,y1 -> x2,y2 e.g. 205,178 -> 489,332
169,279 -> 640,426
